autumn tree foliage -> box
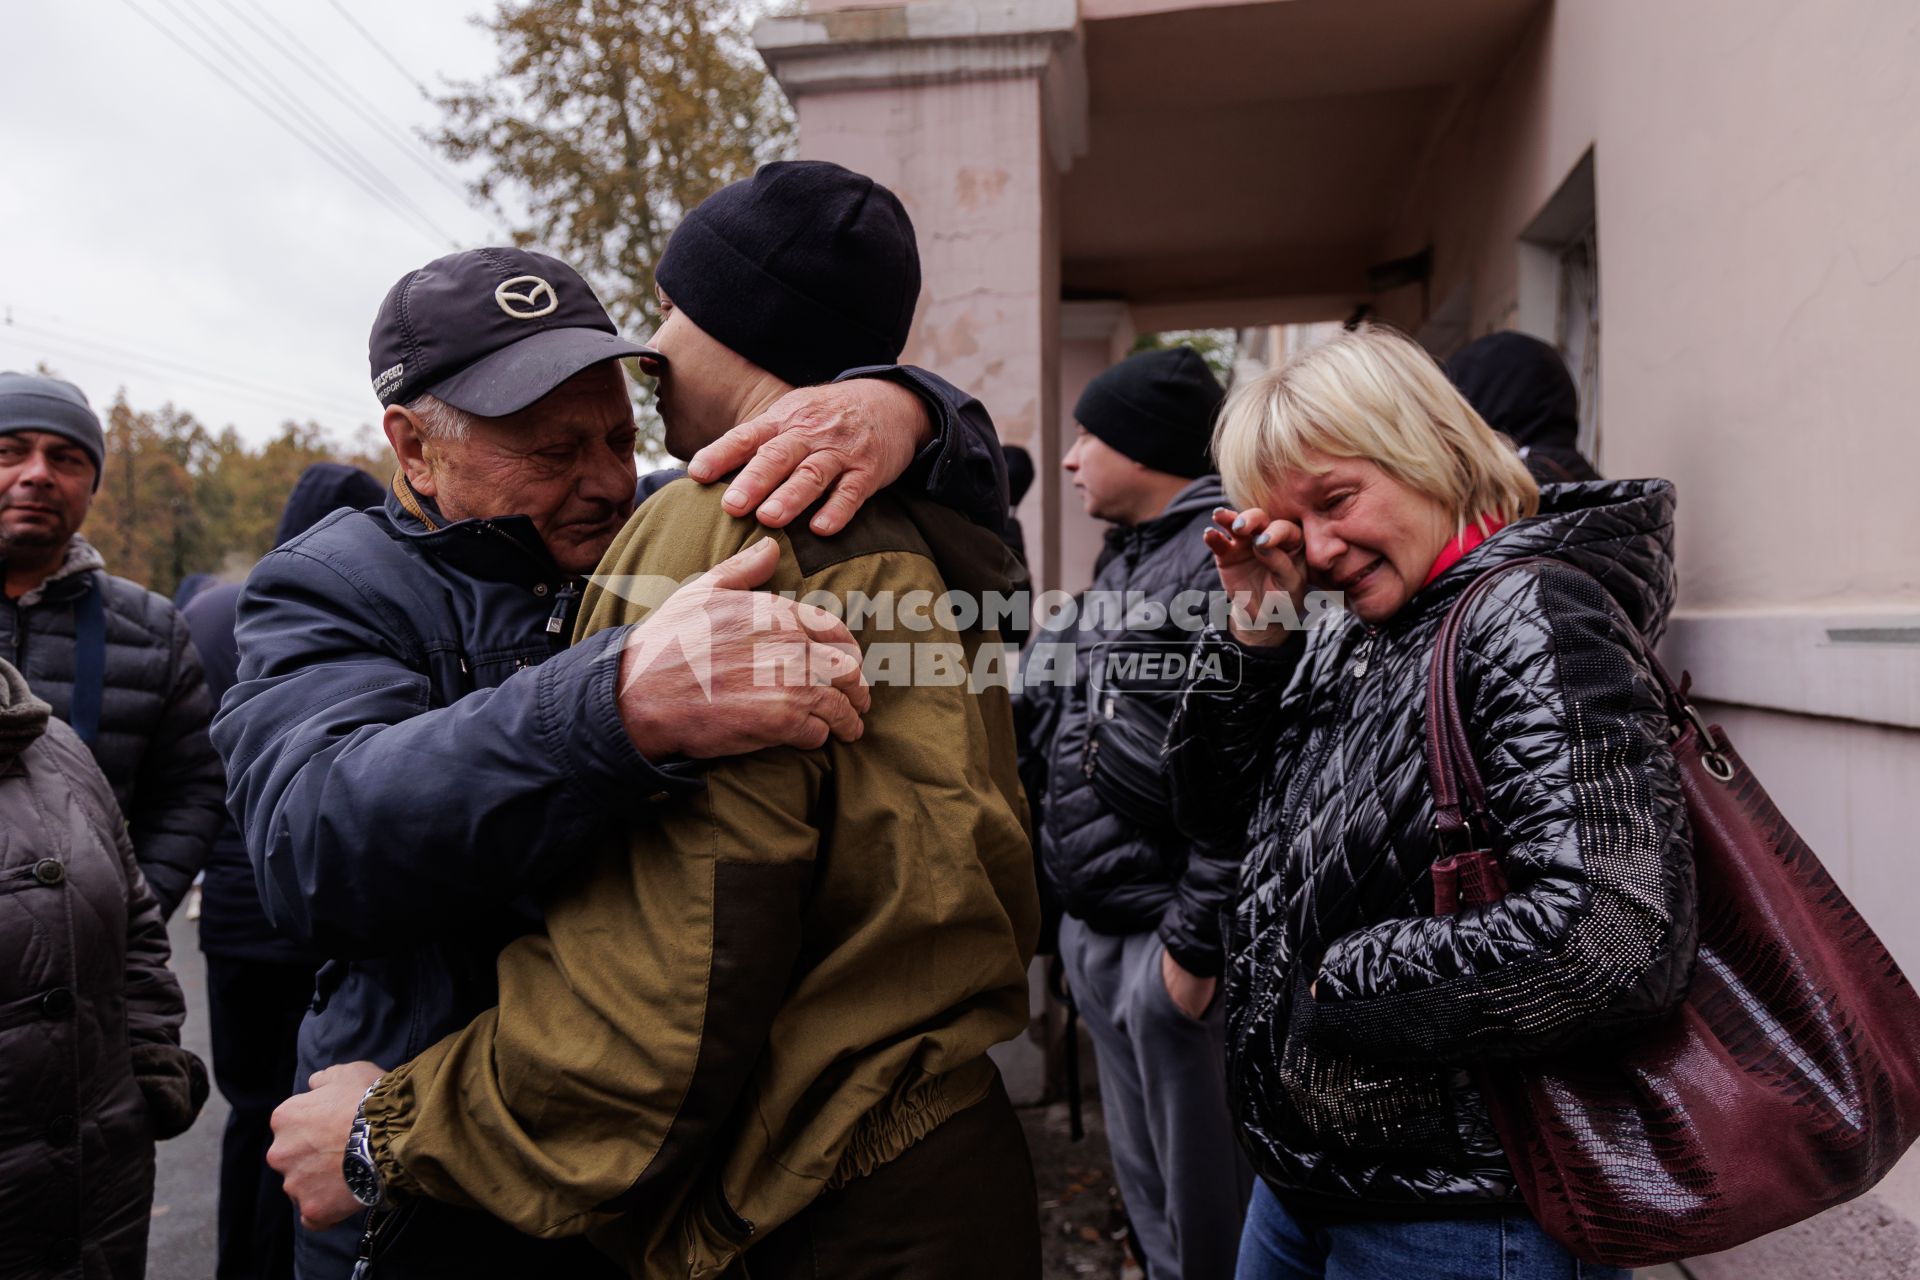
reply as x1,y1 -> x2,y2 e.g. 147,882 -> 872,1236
433,0 -> 793,342
82,393 -> 388,599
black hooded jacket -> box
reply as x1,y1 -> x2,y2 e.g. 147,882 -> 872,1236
1022,475 -> 1242,976
1444,332 -> 1600,485
1168,480 -> 1696,1213
182,463 -> 385,960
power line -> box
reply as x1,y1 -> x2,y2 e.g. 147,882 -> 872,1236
162,0 -> 407,207
0,317 -> 374,425
153,0 -> 458,242
116,0 -> 457,250
223,0 -> 478,208
324,0 -> 436,102
121,0 -> 449,248
0,329 -> 371,427
0,330 -> 372,429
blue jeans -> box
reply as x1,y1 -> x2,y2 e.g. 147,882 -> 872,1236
1235,1182 -> 1627,1280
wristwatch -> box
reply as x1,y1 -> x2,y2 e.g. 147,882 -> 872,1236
343,1081 -> 388,1210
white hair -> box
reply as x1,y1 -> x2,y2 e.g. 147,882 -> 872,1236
404,393 -> 475,441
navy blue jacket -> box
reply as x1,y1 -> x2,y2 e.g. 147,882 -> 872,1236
212,366 -> 1007,1100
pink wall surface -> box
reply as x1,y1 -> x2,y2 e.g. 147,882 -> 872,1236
1375,0 -> 1920,613
793,76 -> 1065,589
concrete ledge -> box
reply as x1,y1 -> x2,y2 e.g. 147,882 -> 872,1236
756,0 -> 1079,93
1661,607 -> 1920,730
755,1 -> 1088,170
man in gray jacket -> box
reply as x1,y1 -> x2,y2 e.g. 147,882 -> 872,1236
1022,347 -> 1253,1280
0,372 -> 225,916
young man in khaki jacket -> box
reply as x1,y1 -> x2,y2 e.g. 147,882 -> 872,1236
271,161 -> 1041,1279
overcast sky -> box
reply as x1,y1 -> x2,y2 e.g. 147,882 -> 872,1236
4,0 -> 515,445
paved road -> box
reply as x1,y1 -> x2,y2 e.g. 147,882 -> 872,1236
150,909 -> 226,1280
141,912 -> 1688,1280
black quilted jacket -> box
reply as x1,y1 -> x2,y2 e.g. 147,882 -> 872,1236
1022,476 -> 1243,975
0,538 -> 225,917
1168,479 -> 1697,1213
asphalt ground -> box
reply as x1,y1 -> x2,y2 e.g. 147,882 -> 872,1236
149,908 -> 226,1280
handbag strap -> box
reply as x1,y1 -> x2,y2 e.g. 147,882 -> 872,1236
1423,557 -> 1688,846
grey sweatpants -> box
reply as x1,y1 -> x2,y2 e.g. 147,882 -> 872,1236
1060,917 -> 1254,1280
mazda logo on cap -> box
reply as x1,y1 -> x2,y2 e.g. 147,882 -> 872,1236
494,275 -> 558,320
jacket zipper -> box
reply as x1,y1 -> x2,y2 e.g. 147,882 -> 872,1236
1270,623 -> 1375,949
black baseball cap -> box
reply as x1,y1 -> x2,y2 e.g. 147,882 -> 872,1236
368,247 -> 654,416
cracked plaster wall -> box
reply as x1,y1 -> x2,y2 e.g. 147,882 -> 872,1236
1379,0 -> 1920,614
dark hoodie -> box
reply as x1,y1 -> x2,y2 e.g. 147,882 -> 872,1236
183,462 -> 385,959
1444,331 -> 1601,484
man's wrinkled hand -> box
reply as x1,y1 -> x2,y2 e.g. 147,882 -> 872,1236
617,538 -> 870,759
686,378 -> 933,535
268,1060 -> 385,1232
1162,947 -> 1218,1020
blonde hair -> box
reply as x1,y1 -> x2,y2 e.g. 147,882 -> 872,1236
1212,324 -> 1539,535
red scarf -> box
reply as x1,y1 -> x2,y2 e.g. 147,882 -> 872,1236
1423,515 -> 1506,586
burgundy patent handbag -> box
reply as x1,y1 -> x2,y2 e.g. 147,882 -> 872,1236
1425,558 -> 1920,1268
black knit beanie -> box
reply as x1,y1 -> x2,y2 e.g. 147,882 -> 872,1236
1073,347 -> 1223,479
655,161 -> 921,388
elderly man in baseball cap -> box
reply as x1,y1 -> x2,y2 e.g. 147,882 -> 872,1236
214,243 -> 1013,1280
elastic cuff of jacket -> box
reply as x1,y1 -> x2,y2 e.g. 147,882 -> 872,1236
834,363 -> 951,490
540,627 -> 703,804
1199,625 -> 1298,687
1160,934 -> 1224,980
363,1065 -> 425,1201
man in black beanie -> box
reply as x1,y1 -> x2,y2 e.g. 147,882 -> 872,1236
273,161 -> 1041,1280
1022,345 -> 1255,1280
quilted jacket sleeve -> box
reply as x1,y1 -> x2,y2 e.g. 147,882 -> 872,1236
1312,563 -> 1697,1061
1165,626 -> 1301,857
126,607 -> 225,917
835,365 -> 1008,532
